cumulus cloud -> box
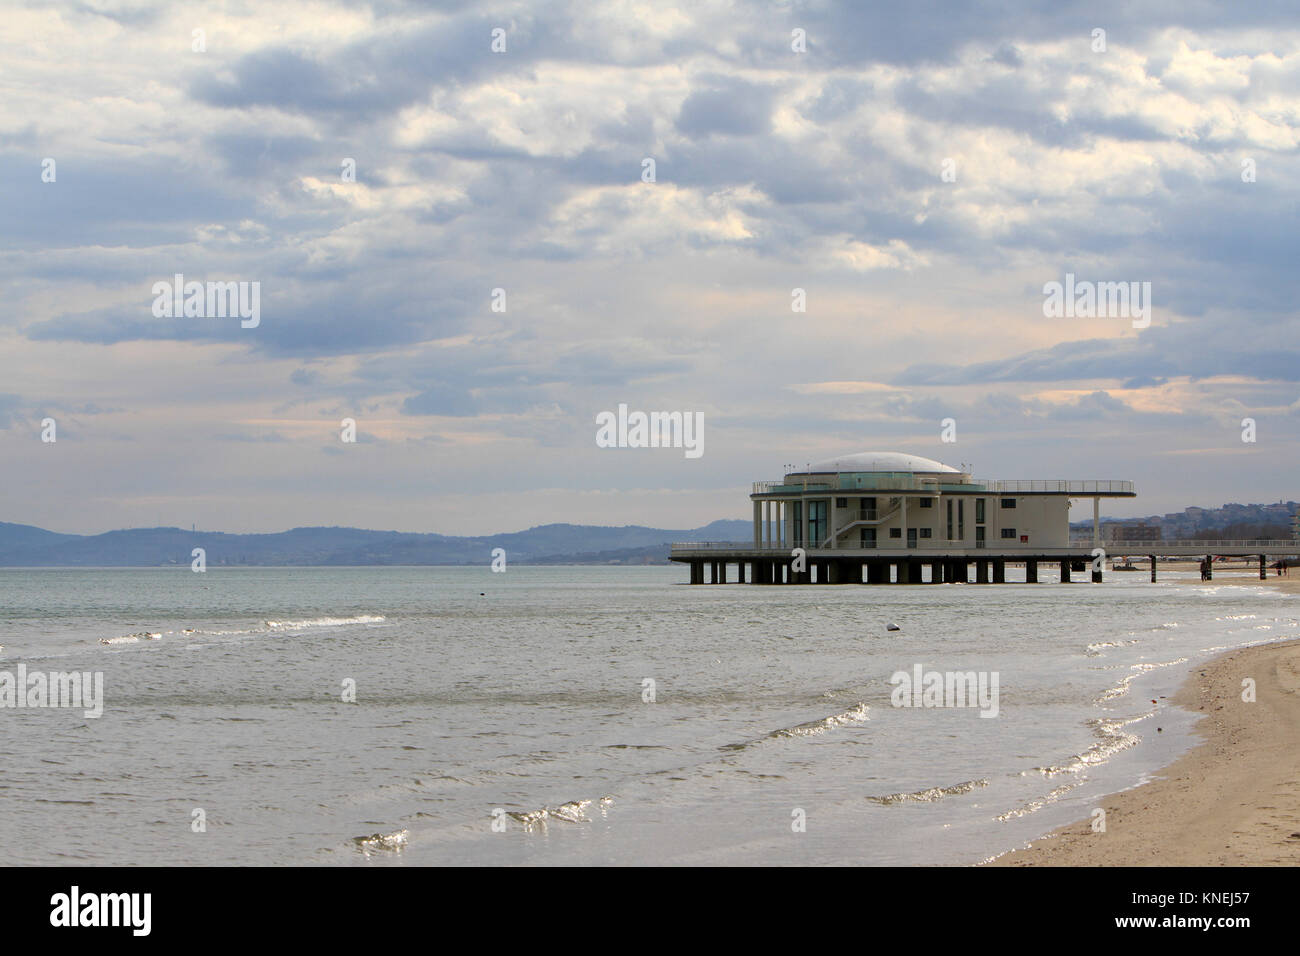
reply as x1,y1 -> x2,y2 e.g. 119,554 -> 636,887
2,0 -> 1299,532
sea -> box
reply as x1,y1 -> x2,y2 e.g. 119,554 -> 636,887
0,565 -> 1295,866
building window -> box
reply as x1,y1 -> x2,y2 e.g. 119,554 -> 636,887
836,497 -> 848,508
792,501 -> 803,547
809,500 -> 827,546
919,498 -> 933,508
1001,528 -> 1017,539
958,500 -> 964,540
946,499 -> 954,540
889,528 -> 902,538
919,528 -> 932,538
860,528 -> 876,548
1001,498 -> 1016,508
975,498 -> 985,524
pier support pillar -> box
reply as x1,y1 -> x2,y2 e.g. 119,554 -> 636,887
895,561 -> 908,584
1205,554 -> 1213,581
737,562 -> 746,584
1150,556 -> 1157,583
975,560 -> 988,584
1059,559 -> 1071,583
827,560 -> 841,584
1026,559 -> 1038,584
907,559 -> 922,584
691,561 -> 702,584
719,562 -> 728,584
1260,554 -> 1267,580
992,559 -> 1005,584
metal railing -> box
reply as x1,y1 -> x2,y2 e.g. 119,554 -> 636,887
754,477 -> 1135,496
981,479 -> 1135,494
671,541 -> 758,551
1074,538 -> 1298,550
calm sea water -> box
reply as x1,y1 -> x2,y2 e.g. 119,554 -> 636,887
0,565 -> 1295,866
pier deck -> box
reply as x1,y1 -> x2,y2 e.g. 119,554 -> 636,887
670,540 -> 1299,584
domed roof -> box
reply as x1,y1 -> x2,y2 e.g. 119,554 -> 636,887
800,452 -> 961,475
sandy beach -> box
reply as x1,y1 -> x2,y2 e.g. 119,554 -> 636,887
990,574 -> 1300,865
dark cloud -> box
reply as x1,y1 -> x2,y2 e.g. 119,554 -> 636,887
677,77 -> 775,138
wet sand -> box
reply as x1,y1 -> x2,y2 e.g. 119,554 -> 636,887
990,575 -> 1300,866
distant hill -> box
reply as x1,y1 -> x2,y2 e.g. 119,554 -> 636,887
0,519 -> 751,567
1072,500 -> 1298,540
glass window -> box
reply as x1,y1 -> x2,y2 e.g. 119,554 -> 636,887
1001,528 -> 1017,538
889,528 -> 902,538
860,528 -> 876,548
836,497 -> 848,508
919,498 -> 933,508
958,500 -> 964,540
920,528 -> 932,538
975,498 -> 985,524
1001,498 -> 1017,508
809,500 -> 827,546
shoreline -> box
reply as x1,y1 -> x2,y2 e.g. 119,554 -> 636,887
989,578 -> 1300,865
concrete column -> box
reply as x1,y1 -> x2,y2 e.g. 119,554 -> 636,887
737,562 -> 746,584
828,561 -> 841,584
753,500 -> 762,548
975,560 -> 988,584
1060,559 -> 1071,583
1026,559 -> 1038,583
1205,554 -> 1213,581
1150,556 -> 1157,583
1260,554 -> 1267,580
992,559 -> 1005,584
896,561 -> 910,584
1091,564 -> 1103,583
718,562 -> 727,585
690,561 -> 702,584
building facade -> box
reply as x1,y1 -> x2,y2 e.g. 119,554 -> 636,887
749,452 -> 1132,552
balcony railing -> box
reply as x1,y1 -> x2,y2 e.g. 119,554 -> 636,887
981,479 -> 1135,495
1073,538 -> 1298,550
754,477 -> 1135,496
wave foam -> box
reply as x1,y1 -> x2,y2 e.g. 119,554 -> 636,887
867,779 -> 988,805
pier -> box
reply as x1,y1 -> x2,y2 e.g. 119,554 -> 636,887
671,540 -> 1298,584
673,450 -> 1296,584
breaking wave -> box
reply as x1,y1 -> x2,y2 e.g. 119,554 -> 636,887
352,828 -> 408,854
502,796 -> 614,830
720,702 -> 870,752
867,779 -> 988,805
98,615 -> 387,647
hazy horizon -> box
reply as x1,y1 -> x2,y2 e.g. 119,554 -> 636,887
4,3 -> 1298,535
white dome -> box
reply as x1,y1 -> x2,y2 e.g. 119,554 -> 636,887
800,452 -> 961,475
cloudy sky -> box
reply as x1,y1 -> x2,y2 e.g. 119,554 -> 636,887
3,0 -> 1299,535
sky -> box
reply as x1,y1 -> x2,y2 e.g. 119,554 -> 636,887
2,0 -> 1299,535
